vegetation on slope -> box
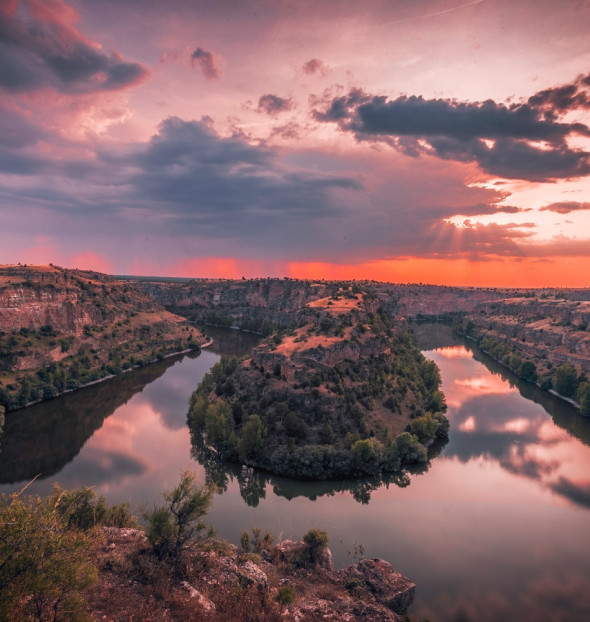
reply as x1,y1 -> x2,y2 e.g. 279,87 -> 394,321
454,318 -> 590,416
0,265 -> 204,412
1,474 -> 414,621
189,290 -> 448,479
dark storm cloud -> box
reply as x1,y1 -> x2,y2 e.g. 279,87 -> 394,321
0,0 -> 148,93
126,117 -> 362,235
528,72 -> 590,112
191,47 -> 222,79
0,107 -> 44,148
539,201 -> 590,214
257,94 -> 295,116
313,87 -> 590,181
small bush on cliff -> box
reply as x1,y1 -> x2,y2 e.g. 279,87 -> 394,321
275,584 -> 297,609
54,484 -> 136,530
303,528 -> 329,564
142,470 -> 215,569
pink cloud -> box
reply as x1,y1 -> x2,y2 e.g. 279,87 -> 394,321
190,47 -> 225,80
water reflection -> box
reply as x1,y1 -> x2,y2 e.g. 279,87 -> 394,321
415,325 -> 590,513
201,325 -> 263,357
0,324 -> 589,621
191,434 -> 423,506
0,355 -> 183,483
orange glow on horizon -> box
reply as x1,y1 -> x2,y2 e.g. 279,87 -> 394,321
128,254 -> 590,288
288,256 -> 590,288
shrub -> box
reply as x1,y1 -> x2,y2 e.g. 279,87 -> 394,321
142,470 -> 215,569
578,382 -> 590,417
303,528 -> 328,564
55,484 -> 136,529
275,584 -> 297,609
0,489 -> 98,621
554,364 -> 578,398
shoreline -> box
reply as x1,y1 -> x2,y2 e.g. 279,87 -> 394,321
454,330 -> 584,414
6,339 -> 214,414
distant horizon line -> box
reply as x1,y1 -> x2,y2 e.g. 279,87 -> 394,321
1,263 -> 588,291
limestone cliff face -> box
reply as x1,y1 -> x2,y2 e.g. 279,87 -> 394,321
467,296 -> 590,373
0,266 -> 157,334
138,279 -> 337,329
0,266 -> 202,411
140,278 -> 522,328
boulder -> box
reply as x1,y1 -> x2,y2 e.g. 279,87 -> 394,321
341,558 -> 416,614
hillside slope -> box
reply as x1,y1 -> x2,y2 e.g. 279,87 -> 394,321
0,265 -> 204,413
189,288 -> 448,479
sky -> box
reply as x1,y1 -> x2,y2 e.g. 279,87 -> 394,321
1,0 -> 590,286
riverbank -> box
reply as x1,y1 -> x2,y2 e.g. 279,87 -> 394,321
459,330 -> 587,415
6,341 -> 210,414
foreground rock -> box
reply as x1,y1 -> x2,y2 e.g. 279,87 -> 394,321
88,528 -> 415,621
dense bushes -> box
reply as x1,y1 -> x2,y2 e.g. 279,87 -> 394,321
0,483 -> 138,621
189,307 -> 449,479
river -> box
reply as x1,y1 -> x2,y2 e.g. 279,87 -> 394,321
1,323 -> 589,622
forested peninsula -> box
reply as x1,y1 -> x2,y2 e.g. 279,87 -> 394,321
189,287 -> 449,479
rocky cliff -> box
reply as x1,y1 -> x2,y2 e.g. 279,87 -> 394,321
465,294 -> 590,374
90,527 -> 416,621
0,265 -> 204,411
136,278 -> 335,330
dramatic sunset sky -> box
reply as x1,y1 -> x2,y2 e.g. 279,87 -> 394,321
1,0 -> 590,285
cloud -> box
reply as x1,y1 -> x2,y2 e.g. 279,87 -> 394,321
302,58 -> 328,76
0,105 -> 44,148
549,477 -> 590,509
257,93 -> 295,116
190,47 -> 224,79
125,117 -> 362,240
312,86 -> 590,181
0,0 -> 149,94
539,201 -> 590,214
528,72 -> 590,112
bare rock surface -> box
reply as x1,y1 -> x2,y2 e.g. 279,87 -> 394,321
342,558 -> 417,614
88,529 -> 415,621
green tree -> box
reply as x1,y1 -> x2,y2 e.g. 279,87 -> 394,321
578,382 -> 590,417
351,438 -> 381,474
554,364 -> 578,398
519,361 -> 538,382
0,404 -> 4,452
142,470 -> 215,569
409,413 -> 439,443
205,400 -> 231,445
237,414 -> 265,461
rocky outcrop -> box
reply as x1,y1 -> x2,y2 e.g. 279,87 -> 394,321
341,558 -> 416,614
0,265 -> 204,411
90,528 -> 415,621
0,265 -> 159,334
465,295 -> 590,374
